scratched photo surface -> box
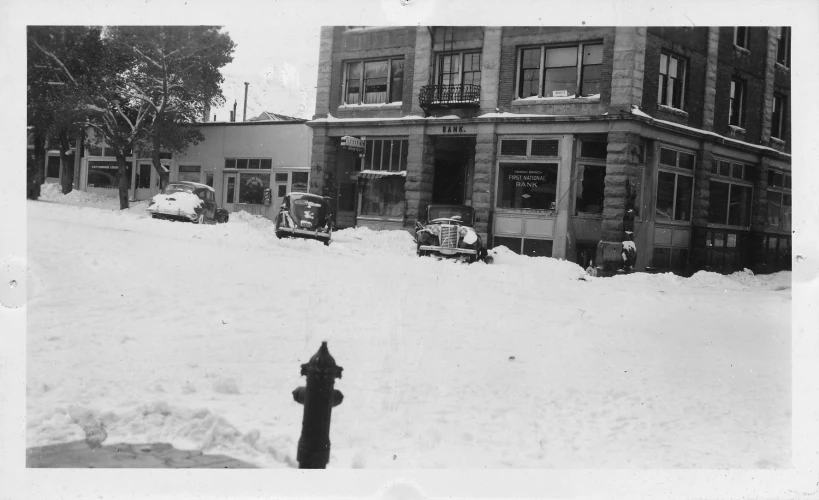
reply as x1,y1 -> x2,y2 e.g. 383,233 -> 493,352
25,23 -> 792,471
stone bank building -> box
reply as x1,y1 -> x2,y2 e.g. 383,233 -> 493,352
307,26 -> 792,275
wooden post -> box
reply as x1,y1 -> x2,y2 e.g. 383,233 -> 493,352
292,342 -> 343,469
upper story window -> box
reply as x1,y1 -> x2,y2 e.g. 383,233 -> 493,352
436,52 -> 481,87
771,93 -> 787,140
658,52 -> 686,110
729,78 -> 746,128
733,27 -> 749,49
344,57 -> 404,105
775,27 -> 790,67
517,42 -> 603,99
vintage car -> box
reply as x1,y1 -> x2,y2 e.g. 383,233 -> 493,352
274,192 -> 333,245
147,181 -> 229,224
415,204 -> 492,264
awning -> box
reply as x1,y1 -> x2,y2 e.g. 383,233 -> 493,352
357,170 -> 407,179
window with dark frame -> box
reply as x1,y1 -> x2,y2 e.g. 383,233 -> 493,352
772,93 -> 786,140
436,52 -> 481,87
361,139 -> 409,171
656,147 -> 695,222
729,78 -> 745,127
766,169 -> 792,231
776,27 -> 790,67
344,57 -> 404,105
497,163 -> 559,210
517,42 -> 603,99
575,140 -> 608,216
224,158 -> 273,170
658,52 -> 686,109
734,27 -> 749,49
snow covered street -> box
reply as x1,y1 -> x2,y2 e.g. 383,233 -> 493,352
26,186 -> 792,469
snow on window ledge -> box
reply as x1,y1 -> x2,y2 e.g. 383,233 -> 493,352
657,104 -> 689,118
512,95 -> 600,106
729,125 -> 747,134
338,102 -> 403,110
770,137 -> 786,145
733,45 -> 751,55
775,62 -> 790,72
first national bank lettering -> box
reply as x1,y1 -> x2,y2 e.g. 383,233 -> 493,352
508,170 -> 548,187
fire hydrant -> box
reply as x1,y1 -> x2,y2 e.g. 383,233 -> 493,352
292,341 -> 343,469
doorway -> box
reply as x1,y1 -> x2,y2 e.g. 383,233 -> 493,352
432,137 -> 475,206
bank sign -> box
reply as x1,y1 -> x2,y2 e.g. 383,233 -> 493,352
505,167 -> 551,188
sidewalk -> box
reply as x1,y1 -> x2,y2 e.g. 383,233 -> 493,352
26,441 -> 257,468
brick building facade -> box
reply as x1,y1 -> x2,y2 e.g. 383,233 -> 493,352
307,26 -> 792,275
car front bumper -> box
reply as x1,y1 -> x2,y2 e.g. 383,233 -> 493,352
278,226 -> 331,240
148,208 -> 198,221
419,245 -> 477,256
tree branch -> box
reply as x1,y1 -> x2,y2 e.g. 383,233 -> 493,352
33,40 -> 78,86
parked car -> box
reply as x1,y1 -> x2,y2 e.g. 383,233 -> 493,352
415,204 -> 492,264
274,192 -> 333,245
147,181 -> 229,224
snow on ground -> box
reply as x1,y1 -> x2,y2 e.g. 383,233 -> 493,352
26,189 -> 791,469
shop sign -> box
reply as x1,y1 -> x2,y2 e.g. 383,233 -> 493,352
441,125 -> 468,134
552,90 -> 569,97
341,136 -> 365,151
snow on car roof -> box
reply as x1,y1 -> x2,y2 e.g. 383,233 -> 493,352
170,181 -> 214,192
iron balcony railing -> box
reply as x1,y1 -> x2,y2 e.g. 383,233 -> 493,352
418,84 -> 481,109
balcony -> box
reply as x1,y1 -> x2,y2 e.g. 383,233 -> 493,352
418,84 -> 481,110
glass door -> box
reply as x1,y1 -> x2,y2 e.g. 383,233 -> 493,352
273,172 -> 289,214
223,173 -> 237,212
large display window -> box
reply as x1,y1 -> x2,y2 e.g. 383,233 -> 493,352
497,163 -> 558,210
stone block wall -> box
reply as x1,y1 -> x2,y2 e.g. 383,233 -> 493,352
404,132 -> 434,225
472,128 -> 497,241
313,27 -> 336,119
309,128 -> 337,196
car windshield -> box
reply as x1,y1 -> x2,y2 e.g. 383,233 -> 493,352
163,183 -> 195,195
428,206 -> 474,225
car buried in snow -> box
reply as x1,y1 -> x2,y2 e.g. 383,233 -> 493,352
147,181 -> 230,224
274,192 -> 334,246
415,204 -> 492,264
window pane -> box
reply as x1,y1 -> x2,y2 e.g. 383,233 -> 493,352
708,181 -> 730,224
582,44 -> 602,65
226,176 -> 235,203
580,141 -> 607,159
728,184 -> 752,226
731,163 -> 743,179
675,175 -> 693,221
381,139 -> 392,170
365,140 -> 374,169
544,66 -> 577,97
497,163 -> 558,210
291,172 -> 309,192
178,165 -> 201,182
238,173 -> 270,205
390,59 -> 404,103
659,148 -> 677,167
360,177 -> 406,217
87,161 -> 131,189
767,191 -> 782,226
531,140 -> 559,157
719,160 -> 731,176
545,46 -> 577,67
659,53 -> 668,75
260,159 -> 272,170
575,164 -> 606,214
581,64 -> 602,96
390,139 -> 401,171
248,158 -> 260,169
236,158 -> 248,169
346,62 -> 361,104
500,140 -> 527,156
372,140 -> 383,170
744,165 -> 755,181
205,173 -> 213,187
678,152 -> 695,170
656,171 -> 676,221
274,173 -> 288,182
363,60 -> 388,104
400,140 -> 409,170
225,158 -> 236,169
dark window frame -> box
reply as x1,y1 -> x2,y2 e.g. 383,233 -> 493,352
343,56 -> 405,105
658,51 -> 687,110
516,41 -> 604,99
729,78 -> 746,128
224,158 -> 273,170
435,51 -> 482,88
776,27 -> 791,67
771,93 -> 787,140
733,27 -> 749,49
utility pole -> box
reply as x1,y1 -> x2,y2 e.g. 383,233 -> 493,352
243,82 -> 249,122
232,100 -> 237,122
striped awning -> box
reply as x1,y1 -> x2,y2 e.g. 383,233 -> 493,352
357,170 -> 407,179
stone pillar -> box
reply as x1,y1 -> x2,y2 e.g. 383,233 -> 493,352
749,159 -> 770,270
472,124 -> 497,242
479,27 -> 503,114
551,134 -> 575,260
689,142 -> 714,272
760,28 -> 779,143
609,27 -> 647,113
404,130 -> 434,224
410,27 -> 433,117
313,27 -> 336,119
702,28 -> 720,131
596,129 -> 643,273
309,127 -> 337,196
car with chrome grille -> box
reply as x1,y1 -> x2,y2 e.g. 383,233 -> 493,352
415,204 -> 492,264
274,192 -> 333,245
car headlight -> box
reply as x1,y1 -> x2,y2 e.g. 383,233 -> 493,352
460,227 -> 478,245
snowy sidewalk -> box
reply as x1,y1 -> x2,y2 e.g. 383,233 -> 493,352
26,441 -> 257,468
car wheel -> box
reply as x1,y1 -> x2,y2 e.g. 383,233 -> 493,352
151,214 -> 158,219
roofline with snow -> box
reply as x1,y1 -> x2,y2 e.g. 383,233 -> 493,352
194,119 -> 308,126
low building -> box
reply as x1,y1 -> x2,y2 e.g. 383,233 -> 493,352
306,26 -> 792,275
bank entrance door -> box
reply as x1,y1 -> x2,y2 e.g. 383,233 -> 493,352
432,137 -> 475,205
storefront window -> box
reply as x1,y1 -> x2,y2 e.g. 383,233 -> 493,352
138,164 -> 152,189
362,139 -> 408,171
360,177 -> 405,217
291,172 -> 309,192
178,165 -> 201,183
497,163 -> 558,210
87,161 -> 132,189
656,171 -> 693,222
47,155 -> 61,178
238,173 -> 270,205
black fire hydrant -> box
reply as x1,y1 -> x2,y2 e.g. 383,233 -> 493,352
292,341 -> 343,469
